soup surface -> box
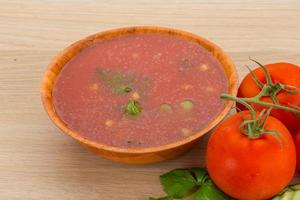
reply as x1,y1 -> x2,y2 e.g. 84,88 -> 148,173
52,33 -> 228,148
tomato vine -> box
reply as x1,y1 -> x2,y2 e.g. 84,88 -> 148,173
221,59 -> 300,140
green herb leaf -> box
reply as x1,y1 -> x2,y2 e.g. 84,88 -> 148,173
190,168 -> 209,185
150,168 -> 230,200
195,180 -> 230,200
125,100 -> 142,116
160,169 -> 197,198
96,68 -> 134,94
149,196 -> 173,200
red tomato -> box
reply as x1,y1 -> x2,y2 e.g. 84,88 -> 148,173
294,131 -> 300,172
206,111 -> 296,200
237,63 -> 300,134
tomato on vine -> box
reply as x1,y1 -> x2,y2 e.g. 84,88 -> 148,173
294,131 -> 300,172
237,60 -> 300,134
206,94 -> 296,200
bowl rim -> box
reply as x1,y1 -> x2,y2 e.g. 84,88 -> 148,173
41,26 -> 238,154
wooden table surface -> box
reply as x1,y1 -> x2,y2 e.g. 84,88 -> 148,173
1,1 -> 300,199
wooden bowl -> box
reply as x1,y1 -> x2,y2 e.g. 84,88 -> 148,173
41,26 -> 238,164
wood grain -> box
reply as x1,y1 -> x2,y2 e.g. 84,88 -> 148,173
1,0 -> 300,199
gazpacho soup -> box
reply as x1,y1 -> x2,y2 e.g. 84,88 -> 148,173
52,32 -> 228,148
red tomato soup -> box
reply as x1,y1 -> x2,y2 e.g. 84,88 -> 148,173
52,33 -> 228,148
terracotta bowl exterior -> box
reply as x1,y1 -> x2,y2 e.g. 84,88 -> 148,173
41,26 -> 238,164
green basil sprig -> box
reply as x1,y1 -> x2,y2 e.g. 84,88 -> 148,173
149,168 -> 229,200
125,100 -> 142,116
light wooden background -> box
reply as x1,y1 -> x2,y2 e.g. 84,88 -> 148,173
1,0 -> 300,199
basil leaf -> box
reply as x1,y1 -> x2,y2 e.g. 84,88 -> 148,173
195,180 -> 230,200
190,168 -> 209,185
96,68 -> 134,94
125,100 -> 142,116
160,169 -> 197,198
149,196 -> 173,200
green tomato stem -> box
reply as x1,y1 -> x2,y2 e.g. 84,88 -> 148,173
220,94 -> 255,120
241,97 -> 300,115
220,59 -> 299,140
